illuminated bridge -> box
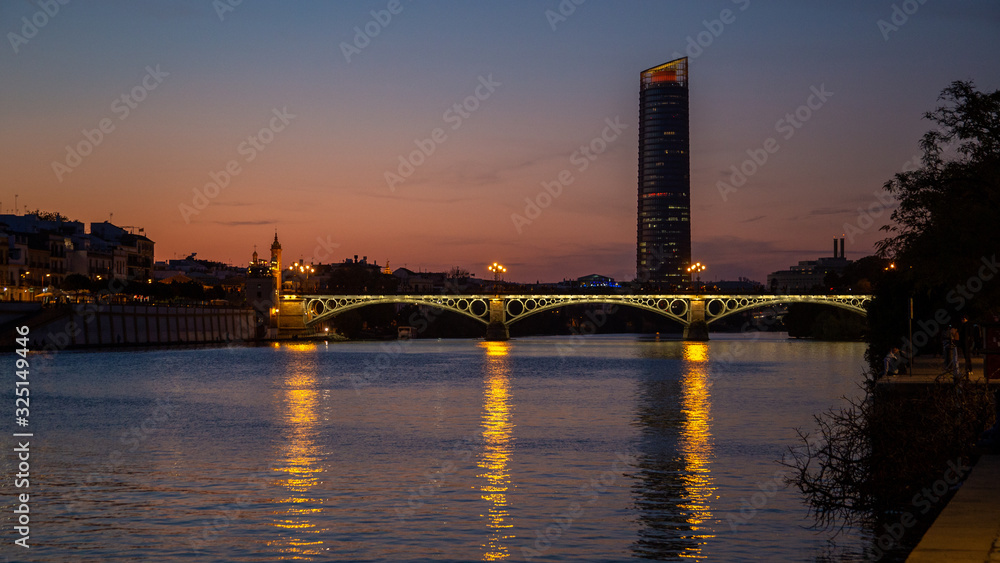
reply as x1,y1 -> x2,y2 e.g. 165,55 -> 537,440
291,294 -> 872,341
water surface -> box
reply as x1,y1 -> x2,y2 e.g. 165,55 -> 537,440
5,334 -> 872,561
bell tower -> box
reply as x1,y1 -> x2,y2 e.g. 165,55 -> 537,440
270,231 -> 282,313
270,230 -> 282,275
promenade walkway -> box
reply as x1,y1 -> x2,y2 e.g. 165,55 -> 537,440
892,354 -> 1000,561
906,455 -> 1000,562
878,355 -> 992,385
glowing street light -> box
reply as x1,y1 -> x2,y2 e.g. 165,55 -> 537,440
488,262 -> 506,294
687,262 -> 706,288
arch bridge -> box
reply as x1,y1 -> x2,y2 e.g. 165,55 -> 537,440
296,293 -> 871,341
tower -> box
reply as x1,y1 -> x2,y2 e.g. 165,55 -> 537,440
270,231 -> 282,275
636,57 -> 691,285
270,231 -> 282,304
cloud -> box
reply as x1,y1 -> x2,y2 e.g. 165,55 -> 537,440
809,206 -> 854,216
739,215 -> 766,223
211,220 -> 274,226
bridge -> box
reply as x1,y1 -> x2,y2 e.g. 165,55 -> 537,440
288,293 -> 871,341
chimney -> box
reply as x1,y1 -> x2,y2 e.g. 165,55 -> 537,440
833,238 -> 838,258
354,254 -> 358,264
839,238 -> 845,260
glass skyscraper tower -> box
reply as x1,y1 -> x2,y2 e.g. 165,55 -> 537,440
636,57 -> 690,285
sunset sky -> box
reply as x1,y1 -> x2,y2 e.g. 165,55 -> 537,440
3,1 -> 999,283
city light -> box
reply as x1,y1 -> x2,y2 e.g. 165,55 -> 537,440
488,262 -> 506,277
687,261 -> 706,281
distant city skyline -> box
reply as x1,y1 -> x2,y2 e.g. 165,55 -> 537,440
3,1 -> 999,282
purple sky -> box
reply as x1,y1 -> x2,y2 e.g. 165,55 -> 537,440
3,1 -> 999,283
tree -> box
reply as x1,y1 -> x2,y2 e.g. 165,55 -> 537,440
867,81 -> 1000,369
29,209 -> 73,222
876,81 -> 1000,308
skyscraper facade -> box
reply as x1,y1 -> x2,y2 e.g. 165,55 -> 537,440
636,57 -> 691,285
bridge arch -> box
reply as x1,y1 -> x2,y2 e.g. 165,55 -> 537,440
501,295 -> 690,328
702,295 -> 870,325
303,295 -> 490,327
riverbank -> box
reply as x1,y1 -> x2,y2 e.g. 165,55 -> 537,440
2,302 -> 258,350
906,455 -> 1000,561
877,356 -> 1000,560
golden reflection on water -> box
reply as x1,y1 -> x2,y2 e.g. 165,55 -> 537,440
478,341 -> 514,560
678,342 -> 716,555
268,342 -> 326,559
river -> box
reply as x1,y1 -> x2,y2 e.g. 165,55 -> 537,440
7,333 -> 875,561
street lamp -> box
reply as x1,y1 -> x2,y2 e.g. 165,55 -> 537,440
294,262 -> 315,292
687,262 -> 706,289
488,262 -> 506,294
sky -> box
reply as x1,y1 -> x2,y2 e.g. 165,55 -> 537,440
2,0 -> 999,284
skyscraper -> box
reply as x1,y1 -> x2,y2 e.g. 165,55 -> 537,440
636,57 -> 691,285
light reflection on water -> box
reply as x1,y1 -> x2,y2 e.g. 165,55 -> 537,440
26,334 -> 872,561
269,342 -> 327,559
478,341 -> 514,560
678,342 -> 716,553
631,341 -> 718,560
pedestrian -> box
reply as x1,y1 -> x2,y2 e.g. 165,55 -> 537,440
948,325 -> 961,380
883,346 -> 901,378
959,317 -> 973,377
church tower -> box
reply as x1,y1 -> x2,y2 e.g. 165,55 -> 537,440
270,231 -> 282,303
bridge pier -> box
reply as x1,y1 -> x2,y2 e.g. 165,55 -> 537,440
484,298 -> 509,341
683,299 -> 709,341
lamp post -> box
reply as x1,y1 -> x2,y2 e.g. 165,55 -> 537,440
488,262 -> 506,295
686,262 -> 706,290
289,261 -> 316,293
485,262 -> 509,341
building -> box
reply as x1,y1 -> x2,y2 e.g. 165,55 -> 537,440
246,247 -> 277,338
90,222 -> 155,281
576,274 -> 621,289
0,213 -> 153,300
636,57 -> 691,285
767,238 -> 851,292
